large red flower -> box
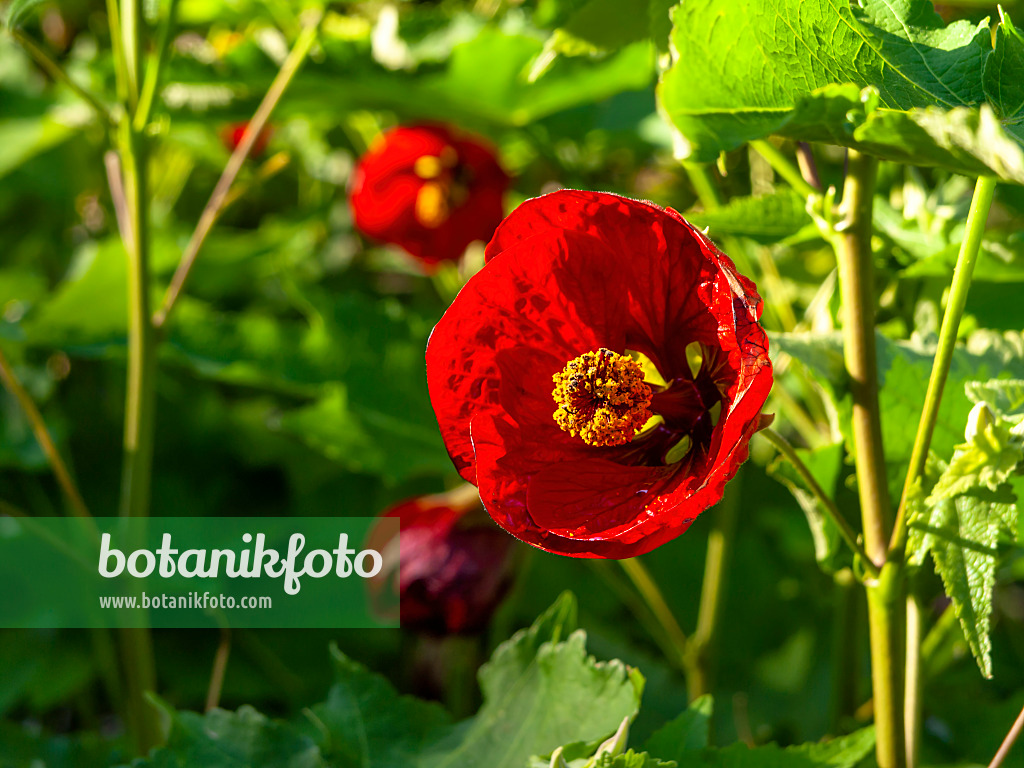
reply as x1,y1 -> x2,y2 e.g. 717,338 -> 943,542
348,123 -> 510,269
426,190 -> 773,558
368,485 -> 517,635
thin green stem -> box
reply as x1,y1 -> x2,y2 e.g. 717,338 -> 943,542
988,703 -> 1024,768
0,347 -> 91,519
120,0 -> 141,110
619,558 -> 689,670
153,11 -> 323,328
9,29 -> 113,126
105,0 -> 129,103
829,569 -> 861,733
205,627 -> 232,712
134,0 -> 180,131
686,479 -> 740,701
683,162 -> 724,209
905,592 -> 925,768
889,176 -> 998,556
761,428 -> 879,577
750,139 -> 819,199
834,149 -> 903,768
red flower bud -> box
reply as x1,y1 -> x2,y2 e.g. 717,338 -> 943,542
220,121 -> 272,158
348,123 -> 510,270
368,485 -> 517,635
426,190 -> 773,558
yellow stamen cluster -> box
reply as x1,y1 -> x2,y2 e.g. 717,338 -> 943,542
413,145 -> 461,228
552,349 -> 653,447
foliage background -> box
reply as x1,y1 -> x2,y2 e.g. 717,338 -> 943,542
0,0 -> 1023,766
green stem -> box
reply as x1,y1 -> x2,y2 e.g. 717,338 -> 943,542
134,0 -> 180,131
683,162 -> 724,209
829,569 -> 861,733
834,150 -> 903,768
153,10 -> 323,329
889,176 -> 997,556
905,592 -> 925,768
686,478 -> 740,701
619,558 -> 689,670
749,139 -> 819,199
9,29 -> 112,126
761,428 -> 879,577
0,347 -> 91,519
835,151 -> 891,565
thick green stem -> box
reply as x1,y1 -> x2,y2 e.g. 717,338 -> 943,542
889,176 -> 998,556
761,428 -> 879,576
834,150 -> 903,768
110,0 -> 159,752
868,564 -> 906,768
686,479 -> 740,701
750,139 -> 819,199
835,151 -> 891,564
683,162 -> 724,209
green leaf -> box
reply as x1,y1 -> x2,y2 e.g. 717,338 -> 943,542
556,0 -> 653,53
643,695 -> 713,763
4,0 -> 46,29
130,705 -> 324,768
308,646 -> 452,768
907,488 -> 1017,677
658,0 -> 989,161
648,728 -> 875,768
685,191 -> 813,244
599,753 -> 677,768
422,592 -> 643,768
984,9 -> 1024,140
966,379 -> 1024,423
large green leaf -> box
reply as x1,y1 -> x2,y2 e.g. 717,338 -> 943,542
907,488 -> 1017,678
129,705 -> 324,768
657,0 -> 1024,182
308,647 -> 452,768
421,593 -> 643,768
643,695 -> 712,763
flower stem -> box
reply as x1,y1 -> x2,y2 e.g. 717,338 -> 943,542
686,478 -> 740,701
110,0 -> 159,753
619,558 -> 689,670
749,139 -> 819,199
988,703 -> 1024,768
889,176 -> 997,556
834,149 -> 903,768
0,347 -> 91,519
683,162 -> 724,209
761,428 -> 879,577
134,0 -> 180,132
153,10 -> 322,329
905,592 -> 925,768
9,29 -> 113,127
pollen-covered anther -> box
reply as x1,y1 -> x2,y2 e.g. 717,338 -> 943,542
552,348 -> 654,447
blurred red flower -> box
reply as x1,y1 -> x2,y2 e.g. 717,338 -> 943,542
220,121 -> 272,158
368,485 -> 517,635
348,123 -> 509,269
426,190 -> 773,558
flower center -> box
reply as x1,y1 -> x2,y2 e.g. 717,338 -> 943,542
552,349 -> 653,447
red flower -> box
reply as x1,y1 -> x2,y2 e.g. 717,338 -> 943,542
426,190 -> 773,558
348,123 -> 510,269
368,485 -> 517,635
220,121 -> 272,158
